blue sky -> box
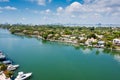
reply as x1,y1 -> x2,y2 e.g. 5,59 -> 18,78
0,0 -> 120,24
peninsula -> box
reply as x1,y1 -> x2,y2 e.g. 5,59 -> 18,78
0,24 -> 120,50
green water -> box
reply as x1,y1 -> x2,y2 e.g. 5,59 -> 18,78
0,29 -> 120,80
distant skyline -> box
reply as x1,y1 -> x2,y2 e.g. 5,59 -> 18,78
0,0 -> 120,24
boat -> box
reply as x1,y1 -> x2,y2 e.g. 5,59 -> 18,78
15,72 -> 32,80
2,60 -> 12,64
7,64 -> 19,71
0,54 -> 6,60
0,51 -> 6,60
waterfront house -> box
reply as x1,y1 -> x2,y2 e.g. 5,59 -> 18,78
33,31 -> 39,35
98,41 -> 105,48
23,30 -> 27,33
113,39 -> 120,46
79,37 -> 86,40
85,40 -> 92,46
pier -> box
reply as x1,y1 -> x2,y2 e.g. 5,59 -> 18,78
0,50 -> 32,80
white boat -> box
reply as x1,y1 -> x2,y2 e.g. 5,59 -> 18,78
7,64 -> 19,71
3,60 -> 12,64
15,72 -> 32,80
0,51 -> 6,60
0,54 -> 6,60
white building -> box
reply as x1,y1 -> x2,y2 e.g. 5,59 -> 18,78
113,39 -> 120,45
98,41 -> 105,48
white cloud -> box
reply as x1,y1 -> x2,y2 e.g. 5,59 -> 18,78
4,6 -> 17,10
37,0 -> 46,5
0,6 -> 17,11
84,0 -> 120,13
112,12 -> 120,16
20,0 -> 120,24
33,0 -> 117,24
57,7 -> 63,13
71,15 -> 76,18
39,9 -> 51,14
53,0 -> 120,24
0,7 -> 2,9
83,0 -> 96,4
0,0 -> 9,2
64,0 -> 120,16
22,17 -> 26,20
43,16 -> 47,20
30,0 -> 52,6
56,7 -> 64,16
45,9 -> 50,13
65,2 -> 82,13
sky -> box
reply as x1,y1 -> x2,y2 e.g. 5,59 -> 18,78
0,0 -> 120,24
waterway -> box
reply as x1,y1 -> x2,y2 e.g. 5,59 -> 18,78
0,29 -> 120,80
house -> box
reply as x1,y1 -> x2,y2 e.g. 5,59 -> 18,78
113,39 -> 120,46
79,37 -> 86,40
33,31 -> 39,35
98,41 -> 105,48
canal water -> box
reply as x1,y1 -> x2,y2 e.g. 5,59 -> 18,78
0,29 -> 120,80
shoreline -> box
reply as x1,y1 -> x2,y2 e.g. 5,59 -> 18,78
14,33 -> 120,52
0,26 -> 120,51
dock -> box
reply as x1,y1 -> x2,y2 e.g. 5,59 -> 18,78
0,50 -> 32,80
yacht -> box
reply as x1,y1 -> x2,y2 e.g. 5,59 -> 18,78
0,51 -> 6,60
0,54 -> 6,60
15,72 -> 32,80
3,60 -> 12,64
7,64 -> 19,71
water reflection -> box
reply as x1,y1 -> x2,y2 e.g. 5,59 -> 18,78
96,50 -> 100,55
82,48 -> 92,54
13,34 -> 32,39
114,54 -> 120,62
38,38 -> 120,57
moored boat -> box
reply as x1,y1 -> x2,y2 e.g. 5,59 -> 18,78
0,51 -> 6,60
2,60 -> 12,64
7,64 -> 19,71
0,54 -> 6,60
15,72 -> 32,80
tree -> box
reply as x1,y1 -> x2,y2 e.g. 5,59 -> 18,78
87,33 -> 97,39
0,64 -> 7,71
4,70 -> 13,78
105,42 -> 112,48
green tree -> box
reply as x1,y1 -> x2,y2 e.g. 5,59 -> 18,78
0,64 -> 7,71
